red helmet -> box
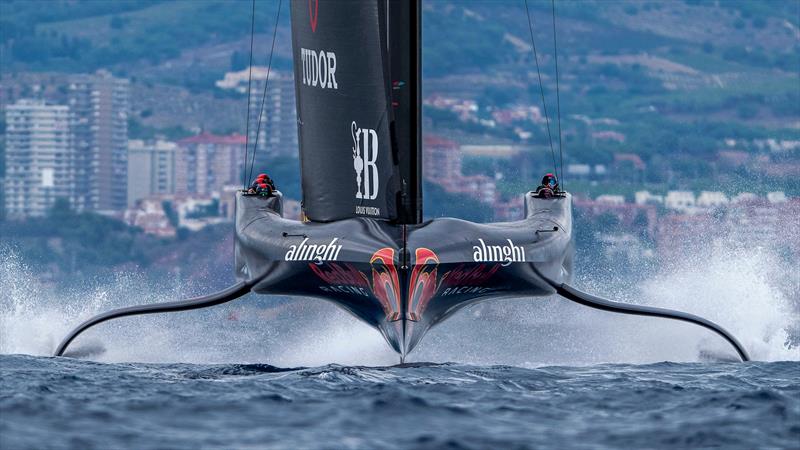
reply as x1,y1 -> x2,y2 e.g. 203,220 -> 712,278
259,183 -> 268,188
257,173 -> 267,179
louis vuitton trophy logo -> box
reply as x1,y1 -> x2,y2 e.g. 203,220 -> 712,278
351,121 -> 379,200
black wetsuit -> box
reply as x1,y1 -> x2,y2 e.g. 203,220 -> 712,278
535,185 -> 554,198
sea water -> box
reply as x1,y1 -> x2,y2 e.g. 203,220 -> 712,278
1,356 -> 798,449
1,247 -> 798,448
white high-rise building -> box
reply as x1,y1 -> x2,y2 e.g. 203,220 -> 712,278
68,70 -> 129,213
3,99 -> 74,219
127,139 -> 178,207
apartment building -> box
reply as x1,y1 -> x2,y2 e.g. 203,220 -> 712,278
127,139 -> 178,207
68,70 -> 129,213
3,99 -> 73,218
176,132 -> 246,196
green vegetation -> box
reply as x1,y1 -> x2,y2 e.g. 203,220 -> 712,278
0,199 -> 236,287
128,118 -> 192,141
185,199 -> 220,219
2,0 -> 281,72
715,0 -> 799,27
0,198 -> 151,270
422,6 -> 507,77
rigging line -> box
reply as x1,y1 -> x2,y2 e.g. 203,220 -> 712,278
242,0 -> 257,189
524,0 -> 558,179
551,0 -> 564,188
248,0 -> 282,185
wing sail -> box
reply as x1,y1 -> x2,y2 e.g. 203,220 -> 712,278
291,0 -> 400,222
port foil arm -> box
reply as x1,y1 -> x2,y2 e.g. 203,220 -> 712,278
54,280 -> 257,357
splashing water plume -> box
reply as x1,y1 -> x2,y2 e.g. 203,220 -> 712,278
640,246 -> 796,361
0,247 -> 395,365
1,242 -> 796,365
415,244 -> 797,365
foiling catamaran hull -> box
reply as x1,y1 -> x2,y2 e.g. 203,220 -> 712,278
55,190 -> 748,362
54,0 -> 748,362
235,191 -> 573,356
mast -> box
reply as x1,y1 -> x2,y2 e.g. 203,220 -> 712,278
389,0 -> 422,224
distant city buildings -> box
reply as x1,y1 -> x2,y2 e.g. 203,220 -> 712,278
612,153 -> 646,183
655,196 -> 800,263
126,132 -> 246,208
423,135 -> 530,221
68,70 -> 129,213
127,139 -> 178,207
424,135 -> 497,205
216,68 -> 298,159
175,132 -> 246,197
724,196 -> 799,254
4,100 -> 73,218
566,163 -> 607,179
2,70 -> 129,219
595,194 -> 626,205
578,189 -> 799,263
424,95 -> 479,122
696,191 -> 729,208
123,132 -> 248,235
423,95 -> 544,140
635,190 -> 663,206
664,190 -> 696,212
592,130 -> 626,143
574,196 -> 658,237
123,196 -> 176,238
2,67 -> 797,268
766,191 -> 787,203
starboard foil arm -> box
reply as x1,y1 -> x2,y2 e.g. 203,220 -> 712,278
544,280 -> 750,362
54,279 -> 258,357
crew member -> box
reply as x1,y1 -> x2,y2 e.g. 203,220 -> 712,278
263,174 -> 276,192
247,173 -> 267,194
249,173 -> 267,191
535,173 -> 558,198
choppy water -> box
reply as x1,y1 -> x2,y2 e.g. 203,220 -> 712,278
1,244 -> 799,448
1,355 -> 798,449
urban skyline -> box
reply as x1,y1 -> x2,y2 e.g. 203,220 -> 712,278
3,70 -> 129,218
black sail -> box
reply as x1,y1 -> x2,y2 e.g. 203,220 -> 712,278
291,0 -> 399,222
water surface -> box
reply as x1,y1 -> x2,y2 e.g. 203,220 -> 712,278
1,355 -> 798,449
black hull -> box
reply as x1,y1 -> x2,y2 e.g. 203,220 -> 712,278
54,191 -> 748,362
234,191 -> 573,355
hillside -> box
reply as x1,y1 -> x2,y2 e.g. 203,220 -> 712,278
0,200 -> 237,290
1,0 -> 798,197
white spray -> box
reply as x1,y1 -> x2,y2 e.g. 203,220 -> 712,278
0,242 -> 796,365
